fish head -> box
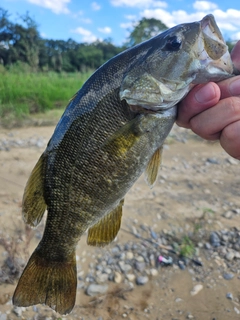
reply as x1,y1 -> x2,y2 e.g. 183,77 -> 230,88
120,14 -> 233,112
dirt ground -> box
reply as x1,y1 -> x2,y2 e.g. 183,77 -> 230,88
0,124 -> 240,320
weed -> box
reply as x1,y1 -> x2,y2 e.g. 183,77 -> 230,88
179,236 -> 195,258
0,70 -> 92,123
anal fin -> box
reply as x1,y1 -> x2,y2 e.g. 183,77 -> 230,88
87,199 -> 124,247
22,154 -> 47,227
145,147 -> 163,188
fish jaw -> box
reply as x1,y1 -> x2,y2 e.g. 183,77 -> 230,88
120,15 -> 233,112
192,14 -> 233,83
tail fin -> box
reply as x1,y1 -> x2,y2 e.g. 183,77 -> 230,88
13,250 -> 77,315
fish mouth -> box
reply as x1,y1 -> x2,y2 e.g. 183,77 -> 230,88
197,15 -> 233,77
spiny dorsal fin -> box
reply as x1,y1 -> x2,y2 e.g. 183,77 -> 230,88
22,154 -> 47,227
145,147 -> 163,188
87,199 -> 124,247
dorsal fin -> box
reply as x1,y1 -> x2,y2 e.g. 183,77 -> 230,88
87,200 -> 124,247
144,147 -> 163,188
22,154 -> 47,227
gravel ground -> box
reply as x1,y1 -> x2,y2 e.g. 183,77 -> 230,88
0,124 -> 240,320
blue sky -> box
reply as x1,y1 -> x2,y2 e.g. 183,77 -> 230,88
2,0 -> 240,45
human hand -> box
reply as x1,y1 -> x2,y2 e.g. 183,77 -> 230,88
177,41 -> 240,160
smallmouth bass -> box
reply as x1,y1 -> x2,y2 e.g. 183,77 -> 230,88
13,15 -> 233,314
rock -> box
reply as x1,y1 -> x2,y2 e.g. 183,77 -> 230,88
178,260 -> 185,270
223,273 -> 234,280
227,157 -> 238,165
86,284 -> 108,296
206,157 -> 219,164
114,271 -> 122,284
234,307 -> 240,314
225,251 -> 235,261
134,261 -> 146,272
125,251 -> 134,260
223,211 -> 233,219
190,284 -> 203,296
136,276 -> 149,285
226,292 -> 233,300
126,273 -> 136,282
12,306 -> 26,317
0,314 -> 7,320
205,242 -> 212,250
210,232 -> 221,247
149,268 -> 158,276
135,255 -> 144,262
119,261 -> 132,273
96,273 -> 109,283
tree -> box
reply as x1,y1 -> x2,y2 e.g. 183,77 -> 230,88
126,17 -> 168,47
0,8 -> 41,69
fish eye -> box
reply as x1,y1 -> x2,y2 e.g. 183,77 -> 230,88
165,36 -> 182,51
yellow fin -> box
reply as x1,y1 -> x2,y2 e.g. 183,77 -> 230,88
145,147 -> 163,188
22,154 -> 47,227
87,200 -> 124,247
13,249 -> 77,315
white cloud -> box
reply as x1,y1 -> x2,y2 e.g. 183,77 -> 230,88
71,27 -> 97,43
141,7 -> 240,38
91,2 -> 101,11
125,14 -> 137,20
27,0 -> 70,14
98,27 -> 112,34
111,0 -> 167,8
231,32 -> 240,40
193,1 -> 218,11
80,18 -> 92,24
120,21 -> 135,29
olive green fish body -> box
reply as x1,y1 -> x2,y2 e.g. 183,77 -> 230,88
13,15 -> 234,314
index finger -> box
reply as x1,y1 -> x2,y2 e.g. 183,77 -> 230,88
176,82 -> 220,128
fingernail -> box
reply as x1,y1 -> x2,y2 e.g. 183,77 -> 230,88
229,77 -> 240,95
195,83 -> 216,103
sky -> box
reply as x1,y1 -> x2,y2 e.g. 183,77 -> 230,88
1,0 -> 240,45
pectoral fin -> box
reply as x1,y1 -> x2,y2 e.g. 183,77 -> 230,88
87,200 -> 124,247
22,154 -> 47,227
145,147 -> 163,188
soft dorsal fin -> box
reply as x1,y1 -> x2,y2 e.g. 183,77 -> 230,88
22,154 -> 47,227
87,199 -> 124,247
144,147 -> 163,188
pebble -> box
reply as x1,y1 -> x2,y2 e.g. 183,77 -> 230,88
223,211 -> 233,219
210,232 -> 221,247
226,292 -> 233,300
149,268 -> 158,276
223,273 -> 234,280
136,276 -> 149,285
234,307 -> 240,314
0,314 -> 7,320
134,261 -> 146,272
86,284 -> 108,296
114,271 -> 122,284
190,284 -> 203,296
206,157 -> 219,164
97,273 -> 109,283
225,251 -> 235,261
12,306 -> 26,317
227,157 -> 238,165
126,273 -> 136,282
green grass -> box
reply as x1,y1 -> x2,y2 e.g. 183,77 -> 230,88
0,68 -> 92,122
